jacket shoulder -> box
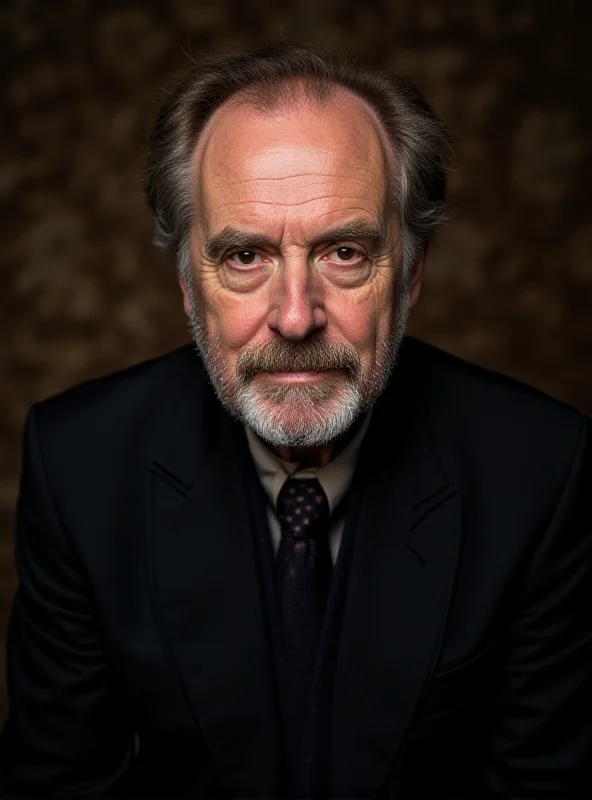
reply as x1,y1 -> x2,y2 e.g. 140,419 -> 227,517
30,343 -> 204,442
405,336 -> 587,424
402,337 -> 590,476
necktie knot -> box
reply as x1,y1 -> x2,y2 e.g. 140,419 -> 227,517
277,477 -> 329,539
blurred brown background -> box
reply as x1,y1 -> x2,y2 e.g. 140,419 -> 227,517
1,0 -> 591,722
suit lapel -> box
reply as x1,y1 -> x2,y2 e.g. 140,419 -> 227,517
142,338 -> 461,798
145,358 -> 282,798
329,349 -> 463,798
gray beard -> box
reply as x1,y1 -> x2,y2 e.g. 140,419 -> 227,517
185,281 -> 410,448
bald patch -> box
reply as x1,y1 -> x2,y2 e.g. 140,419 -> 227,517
191,84 -> 397,215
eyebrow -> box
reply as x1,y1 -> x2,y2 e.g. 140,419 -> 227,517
203,221 -> 389,262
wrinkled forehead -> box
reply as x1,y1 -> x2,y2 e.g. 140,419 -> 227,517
191,86 -> 394,216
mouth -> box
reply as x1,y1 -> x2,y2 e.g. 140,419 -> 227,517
262,369 -> 339,384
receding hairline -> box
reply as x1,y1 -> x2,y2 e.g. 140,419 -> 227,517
230,79 -> 397,169
189,78 -> 398,215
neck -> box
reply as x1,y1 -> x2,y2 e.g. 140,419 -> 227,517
263,415 -> 365,468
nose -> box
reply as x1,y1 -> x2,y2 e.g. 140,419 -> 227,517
267,257 -> 327,340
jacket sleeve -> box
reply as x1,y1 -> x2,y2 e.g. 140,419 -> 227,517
481,415 -> 592,798
0,405 -> 135,798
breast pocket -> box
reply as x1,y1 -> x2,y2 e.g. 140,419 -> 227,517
414,640 -> 496,722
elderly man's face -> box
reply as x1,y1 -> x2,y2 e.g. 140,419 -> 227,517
181,88 -> 424,448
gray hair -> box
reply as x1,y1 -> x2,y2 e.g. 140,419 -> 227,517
145,44 -> 451,285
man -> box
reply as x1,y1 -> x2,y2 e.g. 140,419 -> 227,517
0,44 -> 590,800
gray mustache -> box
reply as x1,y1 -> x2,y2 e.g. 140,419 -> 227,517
237,339 -> 361,380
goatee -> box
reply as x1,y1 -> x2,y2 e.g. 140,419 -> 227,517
185,282 -> 410,447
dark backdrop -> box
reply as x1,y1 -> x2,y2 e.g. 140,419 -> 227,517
2,0 -> 591,722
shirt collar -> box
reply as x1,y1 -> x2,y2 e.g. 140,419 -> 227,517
244,410 -> 373,515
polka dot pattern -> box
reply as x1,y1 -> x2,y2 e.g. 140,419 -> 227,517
275,476 -> 333,779
277,478 -> 329,540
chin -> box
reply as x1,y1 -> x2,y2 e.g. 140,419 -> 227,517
237,385 -> 364,448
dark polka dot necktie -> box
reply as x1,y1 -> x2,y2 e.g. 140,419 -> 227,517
275,476 -> 332,794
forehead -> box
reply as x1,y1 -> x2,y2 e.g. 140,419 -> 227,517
191,87 -> 393,234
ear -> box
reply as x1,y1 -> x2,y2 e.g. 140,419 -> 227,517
178,277 -> 192,317
408,243 -> 428,308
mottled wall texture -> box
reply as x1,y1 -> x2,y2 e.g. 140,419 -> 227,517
1,0 -> 591,720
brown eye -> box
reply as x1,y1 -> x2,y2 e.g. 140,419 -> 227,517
228,250 -> 263,267
325,246 -> 364,264
336,247 -> 356,261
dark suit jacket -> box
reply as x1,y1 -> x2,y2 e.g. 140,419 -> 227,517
1,336 -> 591,799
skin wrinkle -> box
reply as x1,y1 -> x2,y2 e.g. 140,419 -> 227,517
207,196 -> 380,205
196,86 -> 396,201
203,222 -> 390,265
181,87 -> 425,466
214,173 -> 377,183
205,207 -> 380,229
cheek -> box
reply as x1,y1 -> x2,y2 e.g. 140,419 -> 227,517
204,292 -> 269,352
327,285 -> 393,352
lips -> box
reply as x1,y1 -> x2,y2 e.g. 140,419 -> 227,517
265,370 -> 329,384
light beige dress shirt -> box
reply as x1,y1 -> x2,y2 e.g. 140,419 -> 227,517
244,411 -> 372,564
